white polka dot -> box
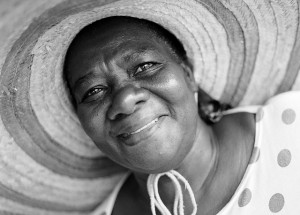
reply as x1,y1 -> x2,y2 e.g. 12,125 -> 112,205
238,188 -> 252,207
269,193 -> 285,213
282,109 -> 296,125
277,149 -> 291,167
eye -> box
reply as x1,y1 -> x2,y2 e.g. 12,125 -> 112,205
134,62 -> 159,76
81,86 -> 107,103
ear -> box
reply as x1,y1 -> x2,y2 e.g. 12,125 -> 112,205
181,61 -> 198,92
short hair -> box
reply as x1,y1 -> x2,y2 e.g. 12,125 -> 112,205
65,16 -> 187,67
90,16 -> 187,62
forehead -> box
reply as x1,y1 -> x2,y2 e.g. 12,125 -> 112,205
68,19 -> 165,57
73,25 -> 162,61
65,19 -> 174,83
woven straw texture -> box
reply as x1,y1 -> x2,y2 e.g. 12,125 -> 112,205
0,0 -> 300,214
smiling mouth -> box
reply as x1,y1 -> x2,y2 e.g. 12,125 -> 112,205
118,117 -> 160,139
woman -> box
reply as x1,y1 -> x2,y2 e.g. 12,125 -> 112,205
1,0 -> 300,214
64,16 -> 300,215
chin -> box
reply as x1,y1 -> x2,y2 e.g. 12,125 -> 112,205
123,138 -> 189,174
107,116 -> 196,174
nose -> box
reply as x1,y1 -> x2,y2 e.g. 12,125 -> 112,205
107,85 -> 150,120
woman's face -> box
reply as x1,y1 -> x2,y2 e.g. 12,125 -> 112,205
66,20 -> 199,173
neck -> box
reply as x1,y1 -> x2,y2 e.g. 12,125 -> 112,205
132,113 -> 255,215
133,118 -> 220,214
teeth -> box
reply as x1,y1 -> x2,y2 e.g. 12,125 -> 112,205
118,118 -> 160,139
130,117 -> 159,135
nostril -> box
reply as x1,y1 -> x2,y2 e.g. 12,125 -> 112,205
114,113 -> 126,121
136,100 -> 144,105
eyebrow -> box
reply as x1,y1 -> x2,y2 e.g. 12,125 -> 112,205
121,46 -> 153,63
72,71 -> 100,94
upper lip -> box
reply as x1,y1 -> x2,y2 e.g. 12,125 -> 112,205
110,114 -> 168,138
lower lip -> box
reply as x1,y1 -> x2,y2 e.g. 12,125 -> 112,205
119,115 -> 167,147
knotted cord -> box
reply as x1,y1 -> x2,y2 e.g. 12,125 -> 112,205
147,170 -> 197,215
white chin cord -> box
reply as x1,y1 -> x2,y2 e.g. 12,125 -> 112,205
147,170 -> 197,215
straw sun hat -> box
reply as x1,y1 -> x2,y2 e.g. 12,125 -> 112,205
0,0 -> 300,214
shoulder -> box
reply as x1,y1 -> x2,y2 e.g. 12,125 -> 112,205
112,174 -> 152,215
90,173 -> 130,215
264,91 -> 300,108
254,91 -> 300,172
258,91 -> 300,127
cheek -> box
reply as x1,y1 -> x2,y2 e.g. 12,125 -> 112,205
76,106 -> 125,164
77,106 -> 107,143
144,65 -> 198,139
157,68 -> 199,153
153,69 -> 197,120
147,66 -> 194,105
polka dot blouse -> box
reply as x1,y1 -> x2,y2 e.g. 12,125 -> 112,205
219,91 -> 300,214
91,91 -> 300,215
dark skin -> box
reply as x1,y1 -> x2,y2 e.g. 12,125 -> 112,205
65,18 -> 256,215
